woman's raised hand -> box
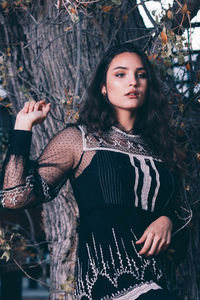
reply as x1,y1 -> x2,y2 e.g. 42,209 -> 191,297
15,100 -> 51,131
136,216 -> 173,256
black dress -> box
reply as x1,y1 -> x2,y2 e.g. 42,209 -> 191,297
0,125 -> 190,300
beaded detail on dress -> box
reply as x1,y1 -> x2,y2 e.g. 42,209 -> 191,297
75,228 -> 163,300
79,125 -> 162,161
0,173 -> 51,207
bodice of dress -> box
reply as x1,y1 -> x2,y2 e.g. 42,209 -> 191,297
69,126 -> 175,300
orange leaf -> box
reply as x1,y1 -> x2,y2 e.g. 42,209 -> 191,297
123,15 -> 128,22
64,26 -> 72,32
186,62 -> 191,71
101,5 -> 112,12
167,9 -> 173,20
71,7 -> 77,14
1,1 -> 8,9
182,3 -> 187,14
5,104 -> 12,108
161,31 -> 168,44
18,66 -> 23,72
148,54 -> 158,61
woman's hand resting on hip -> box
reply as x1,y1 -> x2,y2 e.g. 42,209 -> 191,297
136,216 -> 173,256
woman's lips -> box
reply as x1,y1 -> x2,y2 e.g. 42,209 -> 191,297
125,91 -> 139,98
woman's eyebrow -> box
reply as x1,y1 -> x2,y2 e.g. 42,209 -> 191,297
112,66 -> 146,71
112,66 -> 128,70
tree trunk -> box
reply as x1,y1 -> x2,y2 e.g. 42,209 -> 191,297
0,1 -> 199,299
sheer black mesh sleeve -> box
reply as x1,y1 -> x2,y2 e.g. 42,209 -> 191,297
0,125 -> 83,209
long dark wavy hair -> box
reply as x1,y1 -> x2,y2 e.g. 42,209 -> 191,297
78,43 -> 182,171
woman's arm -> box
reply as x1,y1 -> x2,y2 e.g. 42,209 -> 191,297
0,101 -> 82,209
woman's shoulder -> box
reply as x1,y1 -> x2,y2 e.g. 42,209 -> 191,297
49,124 -> 84,148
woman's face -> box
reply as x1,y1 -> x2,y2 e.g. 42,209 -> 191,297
101,52 -> 148,115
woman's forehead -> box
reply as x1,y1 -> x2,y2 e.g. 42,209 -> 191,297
108,52 -> 144,71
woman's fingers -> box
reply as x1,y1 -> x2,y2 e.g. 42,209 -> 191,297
137,216 -> 173,256
156,232 -> 171,254
23,101 -> 31,113
139,232 -> 153,255
139,233 -> 170,256
136,233 -> 146,245
23,100 -> 50,115
43,103 -> 51,115
34,101 -> 40,112
29,101 -> 36,112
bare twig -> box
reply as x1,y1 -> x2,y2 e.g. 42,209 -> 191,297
73,13 -> 81,110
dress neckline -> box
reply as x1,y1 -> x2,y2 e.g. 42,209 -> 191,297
111,126 -> 139,138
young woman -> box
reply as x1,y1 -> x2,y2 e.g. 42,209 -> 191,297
0,43 -> 190,300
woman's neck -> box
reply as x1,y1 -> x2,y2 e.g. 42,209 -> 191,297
116,110 -> 136,132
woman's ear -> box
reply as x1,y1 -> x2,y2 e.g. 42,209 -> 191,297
101,85 -> 107,95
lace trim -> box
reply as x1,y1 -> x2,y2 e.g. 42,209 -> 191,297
113,282 -> 162,300
0,175 -> 51,207
75,228 -> 163,300
78,125 -> 162,161
111,126 -> 140,138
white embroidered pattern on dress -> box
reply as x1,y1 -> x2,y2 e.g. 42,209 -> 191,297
78,125 -> 162,161
114,282 -> 161,300
0,175 -> 51,207
75,228 -> 163,300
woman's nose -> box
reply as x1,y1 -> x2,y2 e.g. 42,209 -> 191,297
129,75 -> 137,86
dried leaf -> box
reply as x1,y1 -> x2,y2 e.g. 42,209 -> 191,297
0,250 -> 10,262
64,26 -> 72,32
18,66 -> 23,72
182,3 -> 187,14
102,5 -> 112,12
185,185 -> 190,191
148,54 -> 158,61
167,9 -> 173,20
186,62 -> 191,71
123,15 -> 128,22
167,68 -> 173,76
70,13 -> 79,23
161,31 -> 168,44
1,1 -> 8,9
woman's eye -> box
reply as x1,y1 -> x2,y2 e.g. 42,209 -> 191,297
137,72 -> 147,79
115,73 -> 125,78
